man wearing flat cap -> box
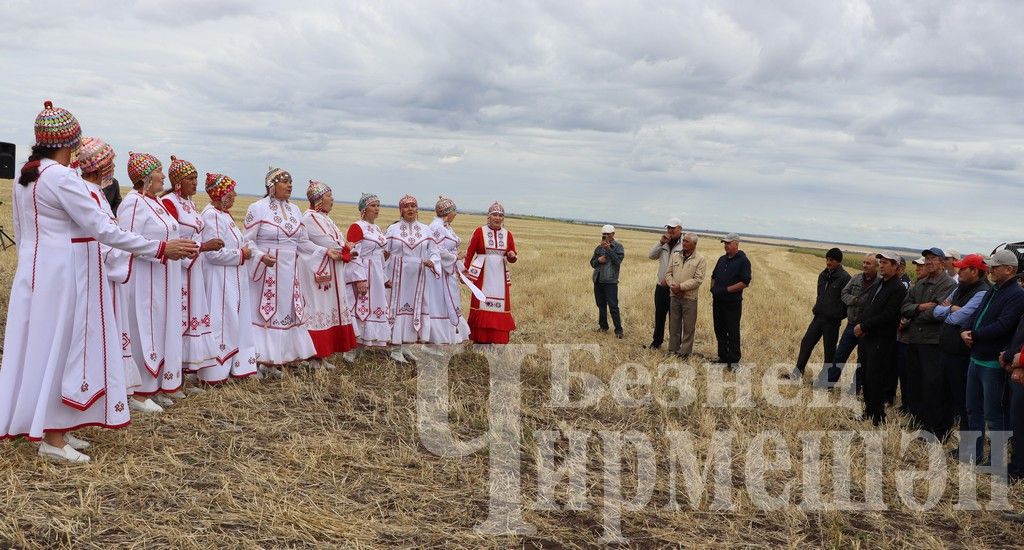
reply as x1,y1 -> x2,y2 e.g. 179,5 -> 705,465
899,247 -> 956,423
958,249 -> 1024,463
790,247 -> 851,381
855,251 -> 908,425
646,218 -> 684,349
710,233 -> 752,369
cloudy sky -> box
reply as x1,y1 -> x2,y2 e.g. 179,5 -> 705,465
3,0 -> 1023,251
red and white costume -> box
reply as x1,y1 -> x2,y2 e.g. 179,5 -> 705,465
199,203 -> 260,382
464,216 -> 517,344
345,219 -> 392,346
300,208 -> 358,357
0,159 -> 163,439
117,189 -> 184,395
162,192 -> 219,373
243,196 -> 329,364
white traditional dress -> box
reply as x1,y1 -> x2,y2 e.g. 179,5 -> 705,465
162,193 -> 219,373
425,217 -> 470,344
199,205 -> 260,382
345,220 -> 392,347
464,225 -> 518,344
243,197 -> 329,364
117,190 -> 184,396
384,219 -> 442,344
88,182 -> 143,395
0,160 -> 162,440
300,209 -> 358,357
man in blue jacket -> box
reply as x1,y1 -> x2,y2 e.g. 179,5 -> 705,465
960,249 -> 1024,464
710,233 -> 752,369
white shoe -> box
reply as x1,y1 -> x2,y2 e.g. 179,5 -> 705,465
63,433 -> 91,450
390,349 -> 409,364
129,398 -> 165,413
184,386 -> 206,396
153,395 -> 175,407
167,390 -> 187,399
38,442 -> 90,463
342,351 -> 357,364
402,347 -> 420,362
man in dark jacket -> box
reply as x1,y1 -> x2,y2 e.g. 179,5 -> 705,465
791,248 -> 851,381
591,225 -> 626,338
959,249 -> 1024,463
710,233 -> 752,369
855,251 -> 908,425
899,248 -> 957,424
1000,290 -> 1024,481
931,254 -> 989,440
101,177 -> 123,215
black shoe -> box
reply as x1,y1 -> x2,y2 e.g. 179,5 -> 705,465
782,367 -> 803,381
598,327 -> 609,333
645,343 -> 661,350
615,331 -> 624,339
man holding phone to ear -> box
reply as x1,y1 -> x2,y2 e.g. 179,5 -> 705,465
592,224 -> 626,338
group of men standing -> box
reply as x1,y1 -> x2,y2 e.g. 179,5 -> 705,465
590,219 -> 752,367
793,244 -> 1024,478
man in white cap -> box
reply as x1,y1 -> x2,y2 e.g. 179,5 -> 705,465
944,249 -> 962,282
646,217 -> 684,349
855,250 -> 908,425
591,224 -> 626,338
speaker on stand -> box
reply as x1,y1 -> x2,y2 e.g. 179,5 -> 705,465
0,141 -> 16,249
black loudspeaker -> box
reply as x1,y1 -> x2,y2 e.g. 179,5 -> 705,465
0,142 -> 14,179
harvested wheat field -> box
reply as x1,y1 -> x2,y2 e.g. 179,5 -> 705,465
0,181 -> 1022,548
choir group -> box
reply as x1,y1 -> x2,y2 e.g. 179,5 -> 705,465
0,101 -> 519,463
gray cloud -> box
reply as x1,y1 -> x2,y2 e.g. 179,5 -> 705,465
2,0 -> 1024,252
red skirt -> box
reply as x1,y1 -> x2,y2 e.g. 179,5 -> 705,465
309,324 -> 358,358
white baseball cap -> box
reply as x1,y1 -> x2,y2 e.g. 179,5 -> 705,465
665,217 -> 683,229
601,224 -> 615,234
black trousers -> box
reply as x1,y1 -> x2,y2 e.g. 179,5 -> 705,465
651,285 -> 671,346
594,282 -> 622,332
862,336 -> 896,425
795,315 -> 842,374
930,352 -> 970,440
913,344 -> 947,435
902,343 -> 931,420
712,300 -> 743,364
1008,382 -> 1024,479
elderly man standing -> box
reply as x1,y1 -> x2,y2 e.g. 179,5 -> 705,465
665,233 -> 707,358
899,247 -> 957,423
710,233 -> 752,368
856,251 -> 908,425
791,248 -> 851,381
591,224 -> 625,338
646,218 -> 684,349
820,253 -> 879,388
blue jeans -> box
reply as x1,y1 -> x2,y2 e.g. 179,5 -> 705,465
824,322 -> 860,385
965,360 -> 1008,460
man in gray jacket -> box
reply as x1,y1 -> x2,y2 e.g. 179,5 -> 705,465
820,253 -> 878,388
592,225 -> 626,338
899,247 -> 957,424
646,218 -> 683,349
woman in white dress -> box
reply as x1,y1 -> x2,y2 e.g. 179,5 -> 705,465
75,137 -> 143,402
425,196 -> 470,345
343,193 -> 392,361
162,156 -> 224,381
117,152 -> 189,409
0,102 -> 196,463
384,195 -> 441,363
243,167 -> 344,378
299,180 -> 358,368
199,173 -> 260,383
